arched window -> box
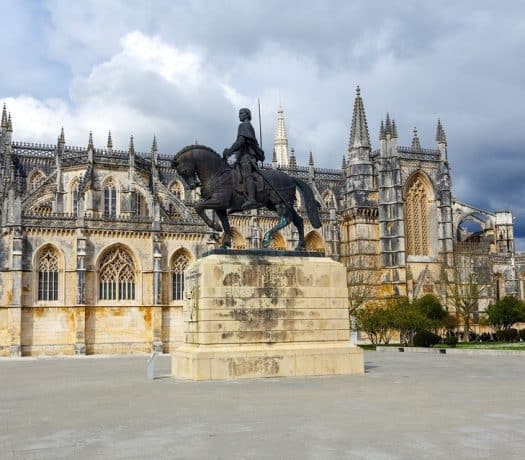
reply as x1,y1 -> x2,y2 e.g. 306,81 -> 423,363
305,231 -> 324,252
71,181 -> 80,217
170,181 -> 185,200
99,247 -> 135,300
171,251 -> 190,301
38,248 -> 59,301
29,171 -> 46,192
104,179 -> 117,218
405,175 -> 430,256
268,232 -> 286,250
132,190 -> 148,217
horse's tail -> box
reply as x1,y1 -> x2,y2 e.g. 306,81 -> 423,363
294,178 -> 321,229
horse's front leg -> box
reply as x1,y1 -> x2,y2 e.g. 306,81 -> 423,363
194,201 -> 223,232
215,209 -> 232,249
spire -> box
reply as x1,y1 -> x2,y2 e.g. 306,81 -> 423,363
308,151 -> 314,166
87,131 -> 94,150
411,127 -> 421,150
379,120 -> 386,140
129,135 -> 135,154
435,119 -> 447,144
348,85 -> 371,149
107,130 -> 113,150
152,135 -> 158,153
391,119 -> 398,139
6,113 -> 12,132
385,113 -> 392,135
274,106 -> 290,166
341,156 -> 346,169
59,127 -> 65,145
1,103 -> 7,130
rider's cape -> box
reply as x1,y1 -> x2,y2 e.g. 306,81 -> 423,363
238,120 -> 265,162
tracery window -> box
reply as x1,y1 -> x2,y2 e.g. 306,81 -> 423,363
71,182 -> 80,217
29,171 -> 46,192
172,252 -> 190,301
38,249 -> 59,301
132,191 -> 148,217
104,179 -> 117,218
170,181 -> 185,200
405,176 -> 430,256
99,247 -> 135,300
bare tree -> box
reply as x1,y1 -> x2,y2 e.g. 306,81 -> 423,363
444,243 -> 492,342
347,268 -> 380,341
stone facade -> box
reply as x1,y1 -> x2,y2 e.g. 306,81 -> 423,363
0,89 -> 522,357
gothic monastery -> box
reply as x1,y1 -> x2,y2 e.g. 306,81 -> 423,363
1,88 -> 523,356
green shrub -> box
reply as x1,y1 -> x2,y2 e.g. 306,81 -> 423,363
486,296 -> 525,331
495,328 -> 519,342
519,329 -> 525,341
443,336 -> 458,347
413,330 -> 441,347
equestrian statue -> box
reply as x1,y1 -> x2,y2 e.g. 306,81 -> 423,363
172,108 -> 321,250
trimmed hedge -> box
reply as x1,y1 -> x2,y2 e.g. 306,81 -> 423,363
413,330 -> 441,348
443,336 -> 458,347
495,328 -> 519,342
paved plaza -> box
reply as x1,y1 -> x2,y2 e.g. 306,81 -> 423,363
1,352 -> 524,459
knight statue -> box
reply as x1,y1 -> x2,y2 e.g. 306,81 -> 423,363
222,108 -> 265,210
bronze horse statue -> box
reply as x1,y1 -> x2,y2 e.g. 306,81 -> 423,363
172,145 -> 321,250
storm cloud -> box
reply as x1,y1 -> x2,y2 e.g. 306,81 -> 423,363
1,0 -> 525,246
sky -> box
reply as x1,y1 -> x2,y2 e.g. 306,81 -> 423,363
1,0 -> 525,247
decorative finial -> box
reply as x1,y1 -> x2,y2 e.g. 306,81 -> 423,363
412,126 -> 421,150
356,85 -> 360,97
58,127 -> 65,144
107,130 -> 113,149
1,103 -> 7,129
391,119 -> 398,138
379,120 -> 386,140
308,151 -> 314,166
88,131 -> 94,150
152,135 -> 158,152
385,113 -> 391,134
272,148 -> 277,163
129,135 -> 135,153
7,113 -> 13,132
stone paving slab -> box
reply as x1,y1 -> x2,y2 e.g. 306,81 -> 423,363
1,352 -> 525,459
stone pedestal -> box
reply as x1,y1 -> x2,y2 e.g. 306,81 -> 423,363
172,250 -> 364,380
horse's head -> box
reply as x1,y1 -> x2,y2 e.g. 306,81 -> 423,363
172,149 -> 200,190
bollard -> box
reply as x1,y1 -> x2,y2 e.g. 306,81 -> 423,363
147,351 -> 160,380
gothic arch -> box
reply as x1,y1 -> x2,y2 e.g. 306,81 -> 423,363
33,244 -> 64,303
403,171 -> 434,257
102,176 -> 119,217
27,169 -> 46,192
268,232 -> 286,250
96,244 -> 139,302
231,228 -> 247,249
305,230 -> 325,252
69,177 -> 81,215
168,179 -> 185,201
170,248 -> 193,302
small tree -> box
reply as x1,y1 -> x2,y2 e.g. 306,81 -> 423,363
391,297 -> 432,346
486,296 -> 525,332
412,294 -> 447,332
347,269 -> 380,339
355,304 -> 394,345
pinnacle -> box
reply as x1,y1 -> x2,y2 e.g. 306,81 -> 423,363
412,127 -> 421,150
1,103 -> 7,129
88,131 -> 94,149
129,135 -> 135,153
308,151 -> 314,166
59,127 -> 65,144
348,85 -> 370,149
391,119 -> 398,138
7,113 -> 13,132
107,130 -> 113,149
152,135 -> 158,152
379,120 -> 386,140
272,148 -> 277,162
435,119 -> 447,144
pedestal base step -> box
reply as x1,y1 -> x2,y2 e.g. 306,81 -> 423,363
172,342 -> 364,380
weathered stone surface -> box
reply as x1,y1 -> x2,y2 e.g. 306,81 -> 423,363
172,253 -> 364,380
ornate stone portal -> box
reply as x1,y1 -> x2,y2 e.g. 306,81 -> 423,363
172,250 -> 364,380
